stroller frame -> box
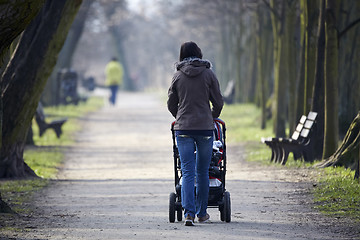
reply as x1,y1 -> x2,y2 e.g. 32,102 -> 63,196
169,118 -> 231,223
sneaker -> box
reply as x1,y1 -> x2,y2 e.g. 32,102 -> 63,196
184,215 -> 195,226
198,213 -> 210,223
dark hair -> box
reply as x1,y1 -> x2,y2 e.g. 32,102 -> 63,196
179,41 -> 203,61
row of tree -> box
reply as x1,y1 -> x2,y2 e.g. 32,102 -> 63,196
168,0 -> 360,167
59,0 -> 360,171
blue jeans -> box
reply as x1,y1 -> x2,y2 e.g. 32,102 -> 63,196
176,134 -> 213,218
109,85 -> 118,105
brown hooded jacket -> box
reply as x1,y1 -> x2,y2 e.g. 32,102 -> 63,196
167,58 -> 224,130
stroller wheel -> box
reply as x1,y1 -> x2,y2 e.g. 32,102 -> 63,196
177,206 -> 182,222
224,191 -> 231,222
220,191 -> 231,222
220,206 -> 225,222
169,192 -> 176,223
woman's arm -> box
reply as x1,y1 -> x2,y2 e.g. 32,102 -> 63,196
209,72 -> 224,118
167,77 -> 179,118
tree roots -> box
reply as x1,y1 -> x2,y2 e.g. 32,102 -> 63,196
316,112 -> 360,177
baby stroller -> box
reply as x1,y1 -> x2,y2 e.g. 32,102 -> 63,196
169,118 -> 231,223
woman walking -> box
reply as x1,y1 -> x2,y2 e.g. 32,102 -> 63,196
105,57 -> 123,105
167,41 -> 224,226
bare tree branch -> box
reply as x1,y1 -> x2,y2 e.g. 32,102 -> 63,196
338,17 -> 360,39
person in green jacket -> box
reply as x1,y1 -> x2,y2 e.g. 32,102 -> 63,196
105,57 -> 123,105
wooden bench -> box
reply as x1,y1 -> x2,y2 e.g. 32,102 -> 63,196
35,103 -> 67,138
261,116 -> 305,164
261,111 -> 317,165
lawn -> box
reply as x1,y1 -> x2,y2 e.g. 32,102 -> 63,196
0,97 -> 104,214
221,103 -> 360,220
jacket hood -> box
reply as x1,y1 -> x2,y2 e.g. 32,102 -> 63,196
175,58 -> 212,77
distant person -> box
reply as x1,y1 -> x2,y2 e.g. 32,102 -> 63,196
167,41 -> 224,226
105,57 -> 123,105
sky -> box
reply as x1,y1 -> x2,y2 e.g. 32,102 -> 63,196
127,0 -> 158,16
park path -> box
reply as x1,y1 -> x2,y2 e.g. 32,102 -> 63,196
3,92 -> 358,240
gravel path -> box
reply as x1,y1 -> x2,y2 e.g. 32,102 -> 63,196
1,92 -> 358,240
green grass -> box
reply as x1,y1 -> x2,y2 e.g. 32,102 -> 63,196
221,103 -> 273,143
222,103 -> 360,220
24,149 -> 63,179
28,96 -> 104,175
221,103 -> 276,166
32,97 -> 104,146
0,179 -> 48,213
0,96 -> 104,216
314,167 -> 360,220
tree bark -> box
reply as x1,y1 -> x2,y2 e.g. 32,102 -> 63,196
317,112 -> 360,170
270,0 -> 287,138
0,0 -> 46,213
108,28 -> 135,91
0,0 -> 45,70
235,18 -> 244,103
42,0 -> 93,105
286,1 -> 297,135
103,1 -> 134,91
245,22 -> 257,103
296,38 -> 305,121
256,4 -> 266,129
296,1 -> 307,121
0,192 -> 15,214
338,1 -> 360,137
323,0 -> 339,159
217,8 -> 232,96
0,0 -> 82,178
311,0 -> 326,160
303,0 -> 318,114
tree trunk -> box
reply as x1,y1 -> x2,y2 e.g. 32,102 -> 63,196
0,0 -> 82,178
323,0 -> 339,159
270,0 -> 287,138
286,1 -> 297,135
357,142 -> 360,181
0,0 -> 46,212
217,11 -> 232,94
303,0 -> 318,114
311,0 -> 326,160
256,5 -> 266,129
108,27 -> 135,91
317,112 -> 360,169
296,1 -> 307,121
296,39 -> 305,121
0,0 -> 44,69
0,192 -> 15,214
245,23 -> 257,103
42,0 -> 93,105
234,5 -> 244,103
103,1 -> 134,92
338,1 -> 360,137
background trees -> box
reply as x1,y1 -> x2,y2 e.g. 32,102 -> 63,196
2,0 -> 358,178
1,0 -> 359,210
70,0 -> 359,169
